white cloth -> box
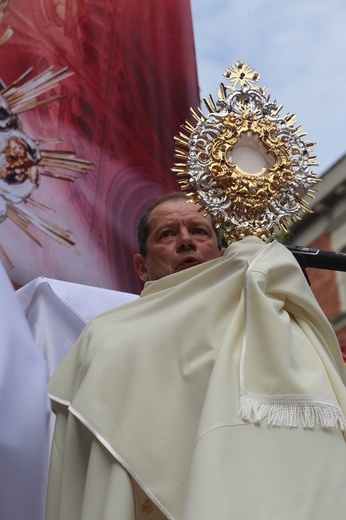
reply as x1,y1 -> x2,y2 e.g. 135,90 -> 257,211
15,276 -> 139,518
0,262 -> 49,520
17,276 -> 139,379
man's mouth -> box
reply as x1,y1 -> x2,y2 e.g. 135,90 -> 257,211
176,257 -> 200,270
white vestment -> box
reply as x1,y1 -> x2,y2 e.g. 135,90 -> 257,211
47,237 -> 346,520
1,260 -> 137,520
0,262 -> 49,520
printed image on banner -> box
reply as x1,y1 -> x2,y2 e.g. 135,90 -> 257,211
0,0 -> 199,294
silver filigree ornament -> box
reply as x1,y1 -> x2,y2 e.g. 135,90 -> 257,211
173,61 -> 319,243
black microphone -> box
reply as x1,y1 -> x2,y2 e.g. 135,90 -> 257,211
285,245 -> 346,272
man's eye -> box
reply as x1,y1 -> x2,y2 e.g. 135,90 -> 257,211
160,230 -> 173,238
194,228 -> 208,235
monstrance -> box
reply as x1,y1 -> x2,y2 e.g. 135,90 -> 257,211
173,60 -> 318,243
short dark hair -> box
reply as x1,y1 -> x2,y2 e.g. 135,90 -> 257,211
137,191 -> 222,255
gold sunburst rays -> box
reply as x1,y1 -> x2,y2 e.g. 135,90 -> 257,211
173,61 -> 319,243
39,148 -> 94,177
1,65 -> 75,115
0,1 -> 12,49
0,0 -> 10,11
6,202 -> 81,252
0,4 -> 93,269
0,25 -> 12,48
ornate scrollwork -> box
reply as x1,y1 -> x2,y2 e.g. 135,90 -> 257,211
173,60 -> 318,242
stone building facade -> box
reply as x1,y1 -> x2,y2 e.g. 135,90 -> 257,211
285,153 -> 346,353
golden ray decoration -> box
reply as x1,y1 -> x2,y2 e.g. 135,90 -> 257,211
1,65 -> 75,114
0,1 -> 12,49
0,1 -> 93,267
7,203 -> 80,252
173,60 -> 319,243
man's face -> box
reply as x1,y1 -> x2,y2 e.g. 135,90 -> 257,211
134,199 -> 225,281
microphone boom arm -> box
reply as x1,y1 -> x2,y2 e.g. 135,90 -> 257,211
285,245 -> 346,272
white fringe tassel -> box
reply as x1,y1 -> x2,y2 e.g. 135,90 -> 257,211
240,391 -> 346,430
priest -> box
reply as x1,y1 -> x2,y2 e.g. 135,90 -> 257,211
46,192 -> 346,520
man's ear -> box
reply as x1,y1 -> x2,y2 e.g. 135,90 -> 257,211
133,254 -> 150,282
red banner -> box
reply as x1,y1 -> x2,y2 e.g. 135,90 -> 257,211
0,0 -> 199,294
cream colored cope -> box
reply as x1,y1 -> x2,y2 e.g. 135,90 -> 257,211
47,237 -> 346,520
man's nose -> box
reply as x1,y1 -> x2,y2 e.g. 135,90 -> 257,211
176,230 -> 196,252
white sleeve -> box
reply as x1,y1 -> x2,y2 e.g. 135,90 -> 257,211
0,262 -> 50,520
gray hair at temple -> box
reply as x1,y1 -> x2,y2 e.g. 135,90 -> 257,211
137,192 -> 223,255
